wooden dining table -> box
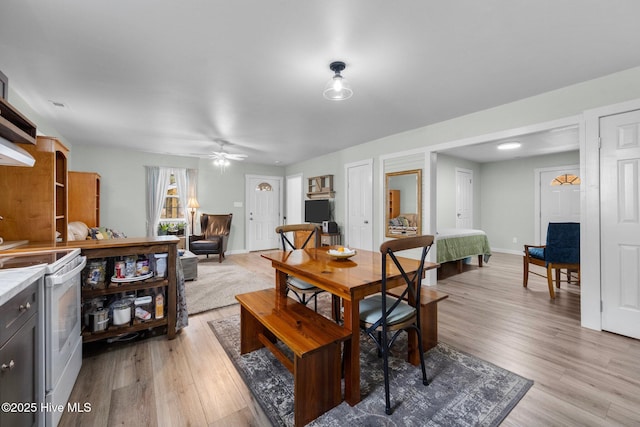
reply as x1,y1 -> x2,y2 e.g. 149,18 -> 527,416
261,245 -> 439,406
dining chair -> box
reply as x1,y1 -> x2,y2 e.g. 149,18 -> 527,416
523,222 -> 580,298
275,224 -> 326,312
359,234 -> 434,415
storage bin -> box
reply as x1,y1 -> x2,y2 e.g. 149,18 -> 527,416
134,296 -> 153,322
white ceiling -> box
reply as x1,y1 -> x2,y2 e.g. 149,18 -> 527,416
440,126 -> 580,163
1,1 -> 639,166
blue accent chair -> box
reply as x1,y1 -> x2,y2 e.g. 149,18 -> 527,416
523,222 -> 580,298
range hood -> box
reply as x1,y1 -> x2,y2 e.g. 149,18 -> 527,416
0,135 -> 35,166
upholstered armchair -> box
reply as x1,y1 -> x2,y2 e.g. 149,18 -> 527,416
189,213 -> 232,262
523,222 -> 580,298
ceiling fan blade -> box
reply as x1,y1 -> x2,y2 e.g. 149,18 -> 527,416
226,154 -> 248,160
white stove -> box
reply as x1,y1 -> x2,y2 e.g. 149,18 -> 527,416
0,248 -> 86,427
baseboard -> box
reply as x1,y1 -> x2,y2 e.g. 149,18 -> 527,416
226,249 -> 250,255
491,248 -> 523,256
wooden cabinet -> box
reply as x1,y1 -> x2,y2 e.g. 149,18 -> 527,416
320,233 -> 341,246
69,171 -> 101,227
387,189 -> 400,219
76,237 -> 178,343
307,175 -> 335,199
0,136 -> 69,243
0,278 -> 40,427
293,230 -> 340,248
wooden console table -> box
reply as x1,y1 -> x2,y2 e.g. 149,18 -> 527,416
72,237 -> 179,342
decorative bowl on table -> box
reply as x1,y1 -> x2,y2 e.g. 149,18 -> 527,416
327,247 -> 357,260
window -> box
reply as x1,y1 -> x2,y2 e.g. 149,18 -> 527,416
161,173 -> 185,221
146,166 -> 192,237
550,173 -> 581,186
256,182 -> 273,192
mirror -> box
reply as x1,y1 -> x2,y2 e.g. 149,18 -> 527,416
385,169 -> 422,238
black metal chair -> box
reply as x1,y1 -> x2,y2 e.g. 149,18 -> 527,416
359,235 -> 434,415
275,224 -> 326,312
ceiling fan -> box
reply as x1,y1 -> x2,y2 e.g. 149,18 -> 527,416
207,140 -> 248,167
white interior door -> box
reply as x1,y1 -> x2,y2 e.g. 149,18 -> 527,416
600,109 -> 640,339
345,160 -> 373,250
285,174 -> 303,225
455,168 -> 473,228
538,166 -> 581,244
285,174 -> 303,247
246,175 -> 281,251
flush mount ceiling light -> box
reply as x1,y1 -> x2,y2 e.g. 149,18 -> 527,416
497,141 -> 522,150
323,61 -> 353,101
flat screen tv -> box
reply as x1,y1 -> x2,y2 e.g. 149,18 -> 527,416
305,199 -> 331,223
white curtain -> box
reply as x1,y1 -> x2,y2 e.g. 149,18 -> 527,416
174,168 -> 189,227
146,166 -> 171,237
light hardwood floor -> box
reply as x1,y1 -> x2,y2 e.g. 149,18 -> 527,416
60,252 -> 640,427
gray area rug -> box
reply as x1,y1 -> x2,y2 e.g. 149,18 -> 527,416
185,259 -> 273,315
210,314 -> 533,427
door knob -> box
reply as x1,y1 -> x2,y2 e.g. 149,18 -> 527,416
364,220 -> 369,224
1,360 -> 15,371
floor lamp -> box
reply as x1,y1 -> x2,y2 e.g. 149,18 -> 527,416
187,197 -> 200,235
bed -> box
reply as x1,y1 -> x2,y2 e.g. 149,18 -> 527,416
436,228 -> 492,272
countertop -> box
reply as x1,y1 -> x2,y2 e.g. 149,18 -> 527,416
0,265 -> 47,305
0,236 -> 180,253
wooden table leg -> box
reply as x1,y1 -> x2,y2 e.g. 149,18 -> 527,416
274,268 -> 290,310
342,299 -> 361,406
275,268 -> 288,296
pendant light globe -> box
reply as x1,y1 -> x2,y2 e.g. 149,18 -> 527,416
323,61 -> 353,101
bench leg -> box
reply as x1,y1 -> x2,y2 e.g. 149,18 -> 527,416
420,302 -> 439,353
294,343 -> 343,427
239,305 -> 275,354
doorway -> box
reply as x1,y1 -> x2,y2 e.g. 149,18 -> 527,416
246,175 -> 282,251
455,168 -> 473,229
344,159 -> 373,251
535,165 -> 580,244
599,108 -> 640,339
425,116 -> 582,281
285,173 -> 303,225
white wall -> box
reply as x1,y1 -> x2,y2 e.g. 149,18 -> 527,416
69,145 -> 284,252
479,151 -> 579,253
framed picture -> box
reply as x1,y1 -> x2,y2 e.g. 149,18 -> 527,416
0,69 -> 7,100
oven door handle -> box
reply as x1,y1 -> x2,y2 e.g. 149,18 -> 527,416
47,256 -> 87,286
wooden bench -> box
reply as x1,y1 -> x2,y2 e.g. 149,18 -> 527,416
387,286 -> 449,357
235,289 -> 351,427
